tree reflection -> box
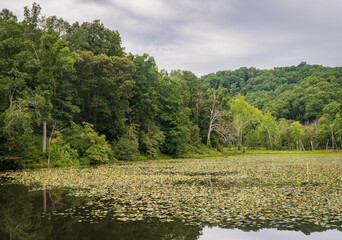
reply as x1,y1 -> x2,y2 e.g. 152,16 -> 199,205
0,184 -> 202,240
0,184 -> 46,240
2,183 -> 337,240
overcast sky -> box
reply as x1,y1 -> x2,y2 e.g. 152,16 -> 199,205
2,0 -> 342,76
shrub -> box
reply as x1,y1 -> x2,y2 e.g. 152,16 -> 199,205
65,122 -> 113,164
113,137 -> 139,161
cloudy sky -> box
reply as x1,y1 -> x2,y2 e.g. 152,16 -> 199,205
2,0 -> 342,76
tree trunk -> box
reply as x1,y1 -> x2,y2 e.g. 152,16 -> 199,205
266,129 -> 272,150
296,141 -> 299,151
49,190 -> 56,211
43,188 -> 47,213
331,130 -> 337,150
47,124 -> 56,165
207,114 -> 213,146
240,132 -> 243,146
331,130 -> 335,150
300,140 -> 305,152
43,120 -> 47,153
310,140 -> 314,152
326,139 -> 329,151
9,90 -> 14,110
207,90 -> 216,146
207,128 -> 211,146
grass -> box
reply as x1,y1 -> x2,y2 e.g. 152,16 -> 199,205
1,152 -> 342,230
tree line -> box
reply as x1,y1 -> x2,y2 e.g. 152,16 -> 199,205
0,4 -> 341,169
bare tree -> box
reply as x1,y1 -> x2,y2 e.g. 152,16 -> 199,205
207,87 -> 230,146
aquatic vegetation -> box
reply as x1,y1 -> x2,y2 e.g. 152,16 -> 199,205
2,154 -> 342,230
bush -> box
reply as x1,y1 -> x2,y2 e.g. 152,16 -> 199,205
113,137 -> 139,161
0,156 -> 22,170
139,125 -> 165,158
65,122 -> 113,164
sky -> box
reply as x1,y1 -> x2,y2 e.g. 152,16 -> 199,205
2,0 -> 342,76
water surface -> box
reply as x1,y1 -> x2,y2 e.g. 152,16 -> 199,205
199,227 -> 341,240
0,183 -> 341,240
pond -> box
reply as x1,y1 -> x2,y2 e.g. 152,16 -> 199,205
1,183 -> 341,240
1,155 -> 342,239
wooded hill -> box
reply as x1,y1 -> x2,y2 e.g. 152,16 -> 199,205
202,63 -> 342,122
0,4 -> 341,169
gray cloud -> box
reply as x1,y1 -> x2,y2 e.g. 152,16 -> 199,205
1,0 -> 342,76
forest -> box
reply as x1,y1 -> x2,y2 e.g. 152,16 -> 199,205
1,3 -> 342,169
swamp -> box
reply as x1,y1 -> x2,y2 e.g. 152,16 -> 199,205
0,153 -> 341,239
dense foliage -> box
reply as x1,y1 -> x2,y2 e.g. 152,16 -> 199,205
0,4 -> 341,169
202,64 -> 342,123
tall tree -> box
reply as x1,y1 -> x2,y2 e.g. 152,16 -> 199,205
74,51 -> 135,139
129,54 -> 159,129
157,74 -> 190,156
206,86 -> 230,146
67,20 -> 123,56
0,9 -> 18,21
36,33 -> 79,153
231,94 -> 262,145
259,112 -> 278,150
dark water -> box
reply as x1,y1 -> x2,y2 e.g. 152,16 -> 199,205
0,183 -> 341,240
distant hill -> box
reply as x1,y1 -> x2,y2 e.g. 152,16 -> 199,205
201,62 -> 342,122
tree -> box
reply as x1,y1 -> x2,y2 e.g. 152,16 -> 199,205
0,18 -> 39,110
259,112 -> 278,150
181,71 -> 207,126
291,121 -> 305,151
64,122 -> 112,164
129,54 -> 159,130
157,74 -> 190,156
304,120 -> 320,151
231,94 -> 262,146
0,9 -> 18,21
333,113 -> 342,149
74,51 -> 135,139
36,33 -> 79,153
319,114 -> 337,150
0,18 -> 41,156
22,2 -> 44,46
206,86 -> 230,146
66,20 -> 123,56
2,96 -> 43,163
277,118 -> 294,150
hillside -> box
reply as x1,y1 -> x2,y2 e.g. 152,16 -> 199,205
202,63 -> 342,122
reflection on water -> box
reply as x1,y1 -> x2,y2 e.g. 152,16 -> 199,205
0,183 -> 341,240
199,227 -> 342,240
0,184 -> 202,240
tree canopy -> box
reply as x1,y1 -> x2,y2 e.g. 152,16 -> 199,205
1,4 -> 342,170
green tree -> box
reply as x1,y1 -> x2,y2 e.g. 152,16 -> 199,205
36,33 -> 79,154
231,94 -> 262,146
0,18 -> 39,110
259,112 -> 278,150
65,122 -> 112,164
277,118 -> 294,150
304,121 -> 320,151
66,20 -> 123,56
291,121 -> 305,151
0,9 -> 18,21
157,74 -> 190,156
22,2 -> 44,46
129,54 -> 160,131
74,51 -> 135,139
333,113 -> 342,149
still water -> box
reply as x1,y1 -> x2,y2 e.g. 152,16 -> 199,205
199,227 -> 341,240
0,183 -> 341,240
